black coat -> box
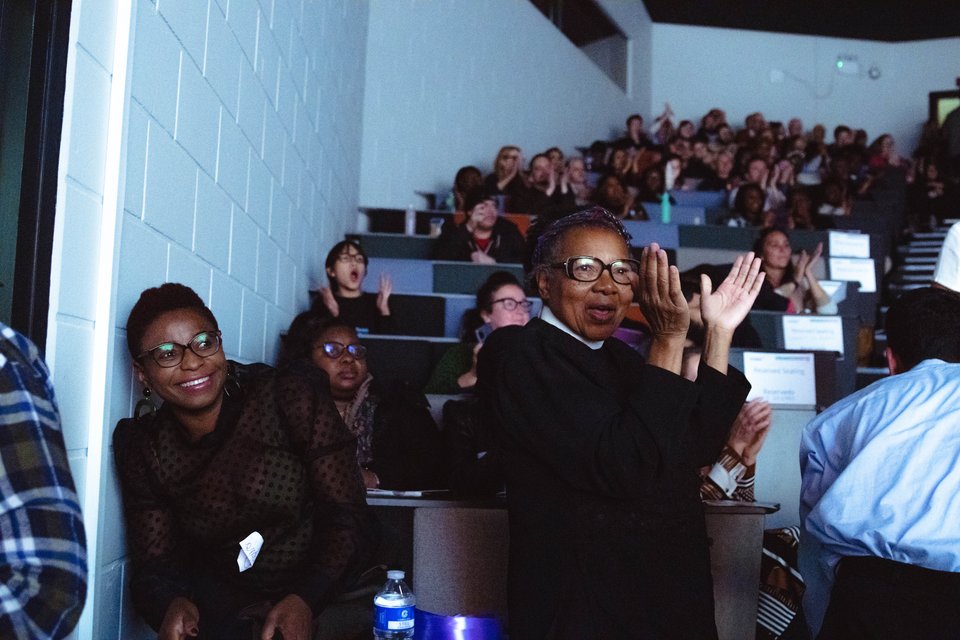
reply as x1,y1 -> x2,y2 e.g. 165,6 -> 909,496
478,319 -> 750,639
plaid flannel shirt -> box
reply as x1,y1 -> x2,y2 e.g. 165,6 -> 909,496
0,324 -> 87,639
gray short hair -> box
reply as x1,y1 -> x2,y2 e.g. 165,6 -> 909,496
530,207 -> 632,275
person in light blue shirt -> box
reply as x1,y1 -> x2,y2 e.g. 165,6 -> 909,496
800,287 -> 960,639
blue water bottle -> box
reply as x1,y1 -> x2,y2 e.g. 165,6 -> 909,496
373,570 -> 415,638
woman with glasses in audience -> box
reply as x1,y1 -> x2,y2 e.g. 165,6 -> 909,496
114,283 -> 372,640
424,271 -> 532,395
477,207 -> 763,638
280,313 -> 445,491
312,240 -> 394,334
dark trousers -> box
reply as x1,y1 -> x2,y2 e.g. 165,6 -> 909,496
818,556 -> 960,640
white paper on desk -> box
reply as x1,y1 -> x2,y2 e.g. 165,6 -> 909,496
366,488 -> 449,498
743,352 -> 816,405
828,231 -> 870,258
829,257 -> 876,293
782,315 -> 845,354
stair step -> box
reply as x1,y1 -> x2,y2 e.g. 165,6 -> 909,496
897,264 -> 935,272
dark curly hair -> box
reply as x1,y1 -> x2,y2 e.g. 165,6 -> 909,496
126,283 -> 219,358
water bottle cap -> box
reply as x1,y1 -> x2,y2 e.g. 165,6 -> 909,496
387,570 -> 405,579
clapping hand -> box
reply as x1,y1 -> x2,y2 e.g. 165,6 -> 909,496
376,273 -> 392,315
318,286 -> 339,317
728,399 -> 772,466
636,243 -> 689,339
699,252 -> 764,333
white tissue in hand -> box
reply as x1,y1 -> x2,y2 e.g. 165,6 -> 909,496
237,531 -> 264,572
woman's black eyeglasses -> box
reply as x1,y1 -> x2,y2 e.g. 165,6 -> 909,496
137,331 -> 222,368
491,298 -> 533,312
316,342 -> 367,360
550,256 -> 641,285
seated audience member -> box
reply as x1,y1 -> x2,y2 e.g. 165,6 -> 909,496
697,149 -> 736,192
816,177 -> 852,217
867,133 -> 903,172
800,287 -> 960,638
636,164 -> 668,204
754,228 -> 836,314
511,153 -> 577,216
684,138 -> 717,184
424,271 -> 531,394
592,173 -> 645,220
114,283 -> 371,639
908,160 -> 952,231
545,146 -> 565,174
932,221 -> 960,293
720,182 -> 767,227
452,165 -> 483,211
677,119 -> 696,141
787,117 -> 804,138
615,113 -> 651,151
698,107 -> 727,142
728,156 -> 787,213
312,240 -> 394,335
483,145 -> 527,211
827,125 -> 853,160
281,314 -> 445,490
785,187 -> 834,231
433,187 -> 526,264
0,323 -> 87,640
563,156 -> 593,206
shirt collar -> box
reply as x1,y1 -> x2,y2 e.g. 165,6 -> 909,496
540,306 -> 605,350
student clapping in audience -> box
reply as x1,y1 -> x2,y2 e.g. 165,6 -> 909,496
563,157 -> 593,207
754,228 -> 836,314
512,153 -> 578,216
433,187 -> 526,264
424,271 -> 531,394
281,314 -> 445,490
313,240 -> 394,335
483,145 -> 527,212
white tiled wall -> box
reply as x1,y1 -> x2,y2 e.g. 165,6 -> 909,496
49,0 -> 369,637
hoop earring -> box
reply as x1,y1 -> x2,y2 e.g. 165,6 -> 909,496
134,387 -> 157,419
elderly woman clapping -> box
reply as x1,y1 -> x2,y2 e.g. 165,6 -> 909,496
477,207 -> 764,638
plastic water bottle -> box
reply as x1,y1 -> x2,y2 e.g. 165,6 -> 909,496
373,569 -> 415,639
660,191 -> 671,224
404,204 -> 417,236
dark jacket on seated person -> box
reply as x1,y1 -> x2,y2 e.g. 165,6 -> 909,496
344,377 -> 447,490
442,395 -> 503,497
432,217 -> 526,264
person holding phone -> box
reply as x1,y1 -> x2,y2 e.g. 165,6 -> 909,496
424,272 -> 532,394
